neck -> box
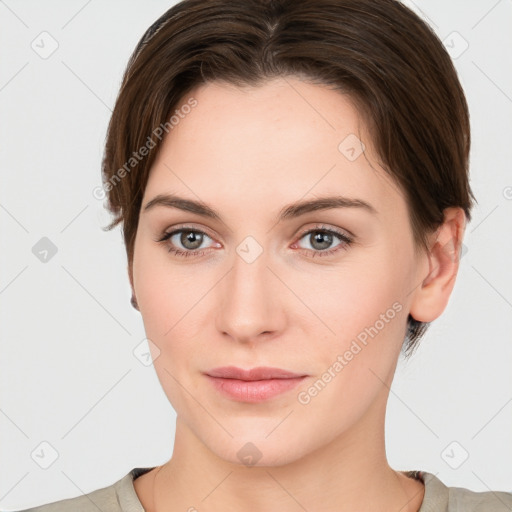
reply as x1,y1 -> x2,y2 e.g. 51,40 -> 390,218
150,388 -> 425,512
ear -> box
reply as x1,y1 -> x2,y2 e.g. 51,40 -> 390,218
409,207 -> 466,323
128,260 -> 135,293
128,260 -> 139,311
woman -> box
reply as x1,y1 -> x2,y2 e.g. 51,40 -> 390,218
15,0 -> 512,510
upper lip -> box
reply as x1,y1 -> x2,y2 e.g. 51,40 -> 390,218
206,366 -> 306,381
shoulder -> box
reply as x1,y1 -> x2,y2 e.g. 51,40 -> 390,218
12,485 -> 118,512
9,471 -> 141,512
420,471 -> 512,512
447,482 -> 512,511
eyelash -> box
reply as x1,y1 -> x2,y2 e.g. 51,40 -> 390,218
155,224 -> 354,259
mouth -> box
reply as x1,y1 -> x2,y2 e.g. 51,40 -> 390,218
204,366 -> 308,403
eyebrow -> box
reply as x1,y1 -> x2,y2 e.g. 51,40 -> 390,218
142,193 -> 378,221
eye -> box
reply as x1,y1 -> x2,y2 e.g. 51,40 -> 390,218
155,224 -> 354,259
155,226 -> 217,258
293,225 -> 353,258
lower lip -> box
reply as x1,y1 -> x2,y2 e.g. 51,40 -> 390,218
206,375 -> 307,403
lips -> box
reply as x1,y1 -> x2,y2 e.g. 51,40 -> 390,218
206,366 -> 306,380
205,366 -> 308,403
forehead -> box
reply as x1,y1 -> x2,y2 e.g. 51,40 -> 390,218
143,77 -> 406,224
171,76 -> 364,154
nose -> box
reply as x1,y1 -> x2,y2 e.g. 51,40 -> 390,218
215,247 -> 286,345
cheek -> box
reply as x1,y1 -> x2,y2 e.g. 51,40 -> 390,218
294,252 -> 411,413
134,239 -> 192,331
133,246 -> 198,411
291,258 -> 409,435
133,241 -> 211,372
294,249 -> 409,345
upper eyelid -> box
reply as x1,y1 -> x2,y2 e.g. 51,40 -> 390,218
163,224 -> 216,241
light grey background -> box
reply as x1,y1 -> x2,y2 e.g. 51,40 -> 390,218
1,0 -> 511,509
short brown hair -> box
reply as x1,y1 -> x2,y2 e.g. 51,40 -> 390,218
101,0 -> 476,357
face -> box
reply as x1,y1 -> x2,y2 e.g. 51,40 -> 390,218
131,76 -> 428,466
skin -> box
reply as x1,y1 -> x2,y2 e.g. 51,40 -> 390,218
129,76 -> 466,512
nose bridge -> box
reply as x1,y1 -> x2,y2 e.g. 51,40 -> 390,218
216,236 -> 281,340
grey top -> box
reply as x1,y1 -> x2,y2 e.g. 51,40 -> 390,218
12,467 -> 512,512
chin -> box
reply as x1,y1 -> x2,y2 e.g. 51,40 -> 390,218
199,424 -> 314,469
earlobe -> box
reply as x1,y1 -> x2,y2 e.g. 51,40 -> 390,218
409,207 -> 466,323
